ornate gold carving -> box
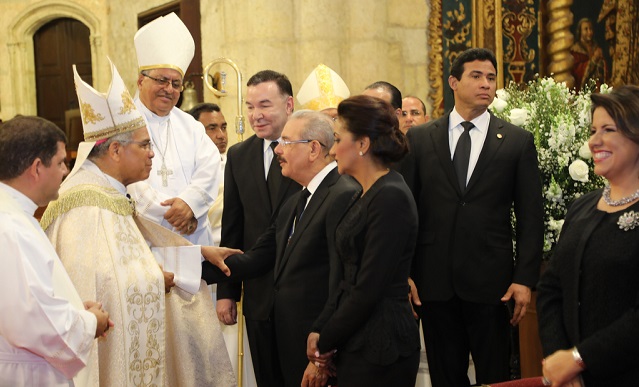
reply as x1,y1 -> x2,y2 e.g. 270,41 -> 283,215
546,0 -> 575,87
502,0 -> 537,83
428,0 -> 444,118
80,101 -> 105,125
483,0 -> 497,29
120,91 -> 135,115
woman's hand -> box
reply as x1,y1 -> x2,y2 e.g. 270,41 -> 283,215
542,349 -> 584,386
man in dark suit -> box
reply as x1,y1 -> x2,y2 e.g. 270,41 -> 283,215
204,110 -> 358,387
216,70 -> 300,386
400,48 -> 544,386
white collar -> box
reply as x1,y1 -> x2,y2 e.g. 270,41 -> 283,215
0,181 -> 38,216
305,161 -> 337,195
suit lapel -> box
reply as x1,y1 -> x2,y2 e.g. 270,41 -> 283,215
251,138 -> 272,212
274,168 -> 338,282
465,114 -> 504,193
431,115 -> 463,196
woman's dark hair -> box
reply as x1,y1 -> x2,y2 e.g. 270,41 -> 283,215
337,95 -> 408,165
591,85 -> 639,145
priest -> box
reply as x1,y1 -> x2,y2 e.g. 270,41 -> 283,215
0,115 -> 110,386
42,59 -> 237,386
127,12 -> 220,246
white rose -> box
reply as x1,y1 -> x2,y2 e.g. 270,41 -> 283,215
496,89 -> 509,101
568,159 -> 589,182
489,97 -> 508,113
509,108 -> 529,126
578,141 -> 592,159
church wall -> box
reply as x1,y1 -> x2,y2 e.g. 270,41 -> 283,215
0,0 -> 430,147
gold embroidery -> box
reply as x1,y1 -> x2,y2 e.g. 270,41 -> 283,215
80,101 -> 105,125
120,91 -> 135,115
41,184 -> 134,231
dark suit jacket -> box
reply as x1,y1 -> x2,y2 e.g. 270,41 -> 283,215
312,171 -> 421,366
400,112 -> 544,304
217,134 -> 301,320
204,168 -> 359,386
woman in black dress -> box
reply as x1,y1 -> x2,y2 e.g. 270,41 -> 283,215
537,85 -> 639,386
304,95 -> 420,387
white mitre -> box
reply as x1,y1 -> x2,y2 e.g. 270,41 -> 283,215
297,64 -> 350,111
68,57 -> 146,180
134,12 -> 194,77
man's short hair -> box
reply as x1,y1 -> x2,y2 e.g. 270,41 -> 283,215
0,115 -> 67,180
247,70 -> 293,98
450,48 -> 498,81
364,81 -> 402,110
404,95 -> 427,115
88,131 -> 135,160
289,110 -> 335,151
188,103 -> 222,121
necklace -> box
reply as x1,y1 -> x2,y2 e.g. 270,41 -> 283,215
151,121 -> 173,187
602,185 -> 639,206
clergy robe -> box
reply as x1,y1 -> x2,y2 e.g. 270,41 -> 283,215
0,183 -> 96,386
42,162 -> 236,387
128,101 -> 220,246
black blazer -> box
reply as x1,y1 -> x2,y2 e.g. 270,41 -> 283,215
400,112 -> 544,304
203,168 -> 359,385
312,171 -> 420,366
537,190 -> 639,386
217,134 -> 301,320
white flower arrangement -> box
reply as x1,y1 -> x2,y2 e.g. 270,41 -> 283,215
490,77 -> 608,254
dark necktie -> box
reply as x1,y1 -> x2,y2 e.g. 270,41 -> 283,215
453,121 -> 474,191
290,188 -> 311,238
266,141 -> 281,210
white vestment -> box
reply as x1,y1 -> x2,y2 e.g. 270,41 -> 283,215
128,101 -> 220,246
42,163 -> 236,387
208,153 -> 226,247
0,183 -> 96,387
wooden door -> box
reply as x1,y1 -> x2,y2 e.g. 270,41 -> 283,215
34,18 -> 92,133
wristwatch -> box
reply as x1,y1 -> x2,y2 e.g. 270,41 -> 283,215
572,347 -> 586,369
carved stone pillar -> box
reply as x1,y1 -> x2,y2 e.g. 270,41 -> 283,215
546,0 -> 575,87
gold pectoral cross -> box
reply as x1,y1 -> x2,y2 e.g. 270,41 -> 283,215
158,163 -> 173,187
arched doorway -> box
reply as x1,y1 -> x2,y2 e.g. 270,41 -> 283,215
33,17 -> 91,148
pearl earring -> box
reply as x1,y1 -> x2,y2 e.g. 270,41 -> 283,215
359,151 -> 363,156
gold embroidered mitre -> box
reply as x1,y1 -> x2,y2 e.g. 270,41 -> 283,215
73,57 -> 145,142
297,64 -> 350,111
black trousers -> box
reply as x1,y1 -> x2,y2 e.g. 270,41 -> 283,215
245,318 -> 285,387
334,349 -> 420,387
421,296 -> 511,386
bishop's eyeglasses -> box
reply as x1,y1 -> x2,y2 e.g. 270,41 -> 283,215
141,73 -> 184,92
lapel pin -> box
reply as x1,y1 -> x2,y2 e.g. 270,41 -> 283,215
497,133 -> 503,139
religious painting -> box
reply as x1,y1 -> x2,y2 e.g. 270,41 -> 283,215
429,0 -> 541,117
542,0 -> 639,90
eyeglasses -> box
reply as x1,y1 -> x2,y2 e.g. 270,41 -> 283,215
128,140 -> 154,151
142,73 -> 184,92
280,139 -> 326,148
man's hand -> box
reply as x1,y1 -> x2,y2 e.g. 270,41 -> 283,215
216,298 -> 237,325
161,197 -> 195,232
408,277 -> 421,319
84,301 -> 113,338
201,246 -> 243,277
501,283 -> 531,325
161,268 -> 175,293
